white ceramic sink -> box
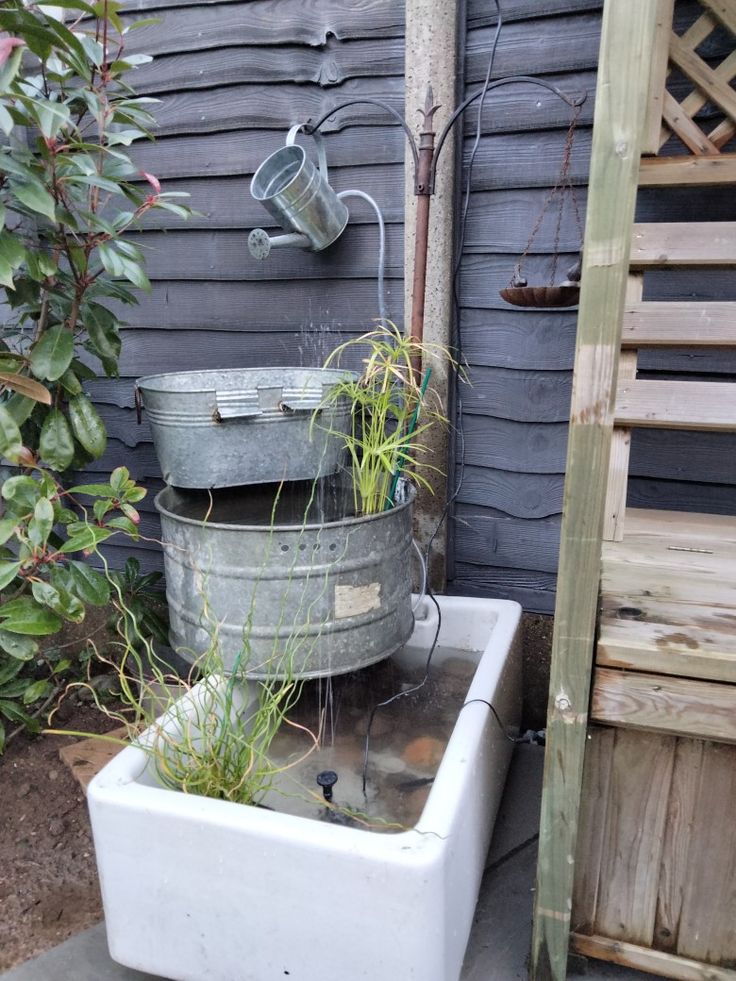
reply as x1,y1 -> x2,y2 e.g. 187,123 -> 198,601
88,595 -> 522,981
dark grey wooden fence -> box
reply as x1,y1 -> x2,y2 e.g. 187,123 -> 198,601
90,0 -> 736,612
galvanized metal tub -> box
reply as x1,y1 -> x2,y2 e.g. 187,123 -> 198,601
155,481 -> 415,679
136,367 -> 354,489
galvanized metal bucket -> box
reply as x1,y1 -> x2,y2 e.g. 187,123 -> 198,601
155,481 -> 415,679
136,367 -> 354,489
250,127 -> 348,251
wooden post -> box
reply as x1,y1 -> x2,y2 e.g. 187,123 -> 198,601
529,2 -> 660,979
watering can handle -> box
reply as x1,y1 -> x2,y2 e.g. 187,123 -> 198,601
286,124 -> 330,185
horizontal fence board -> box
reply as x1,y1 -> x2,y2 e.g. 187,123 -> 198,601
591,668 -> 736,744
623,302 -> 736,347
463,129 -> 592,189
456,466 -> 564,518
123,0 -> 406,53
132,37 -> 404,93
130,127 -> 406,179
449,563 -> 557,614
630,429 -> 736,485
150,77 -> 404,137
465,14 -> 601,82
631,222 -> 736,268
459,308 -> 577,370
98,542 -> 164,576
461,72 -> 596,135
130,224 -> 403,281
112,281 -> 398,331
137,166 -> 405,229
464,189 -> 587,254
453,508 -> 561,572
460,366 -> 572,422
628,477 -> 736,516
644,268 -> 736,303
615,379 -> 736,432
460,416 -> 568,473
460,252 -> 582,309
639,154 -> 736,187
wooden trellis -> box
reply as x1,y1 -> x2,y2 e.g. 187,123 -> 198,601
531,1 -> 736,979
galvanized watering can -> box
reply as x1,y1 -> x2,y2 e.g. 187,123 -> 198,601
248,125 -> 348,259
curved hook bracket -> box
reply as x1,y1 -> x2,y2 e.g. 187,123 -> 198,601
430,76 -> 587,192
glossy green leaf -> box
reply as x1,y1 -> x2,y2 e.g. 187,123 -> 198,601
39,408 -> 75,470
30,498 -> 54,548
2,476 -> 40,512
58,369 -> 82,395
0,629 -> 37,661
68,481 -> 113,497
31,580 -> 85,622
0,561 -> 21,590
68,394 -> 107,458
0,699 -> 40,730
12,181 -> 56,222
4,393 -> 34,427
29,325 -> 74,381
0,405 -> 23,462
68,560 -> 110,606
0,596 -> 62,635
33,100 -> 71,141
0,518 -> 18,547
21,679 -> 52,705
59,524 -> 113,553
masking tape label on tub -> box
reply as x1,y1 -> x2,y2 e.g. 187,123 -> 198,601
334,583 -> 381,619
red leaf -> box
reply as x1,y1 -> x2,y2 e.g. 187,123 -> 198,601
0,38 -> 25,67
140,171 -> 161,194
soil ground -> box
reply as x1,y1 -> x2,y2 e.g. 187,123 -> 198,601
0,610 -> 554,972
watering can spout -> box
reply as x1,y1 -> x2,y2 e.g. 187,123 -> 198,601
248,125 -> 348,258
248,228 -> 311,260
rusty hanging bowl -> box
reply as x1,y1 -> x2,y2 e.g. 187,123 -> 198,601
499,285 -> 580,308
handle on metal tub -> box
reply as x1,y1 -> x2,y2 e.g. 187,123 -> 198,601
213,394 -> 262,422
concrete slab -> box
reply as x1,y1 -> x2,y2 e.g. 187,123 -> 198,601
1,746 -> 656,981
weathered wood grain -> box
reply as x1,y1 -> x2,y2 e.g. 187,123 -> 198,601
449,563 -> 558,614
615,379 -> 736,432
591,669 -> 736,743
653,738 -> 703,953
150,78 -> 404,137
129,224 -> 404,281
571,726 -> 615,934
597,617 -> 736,684
453,509 -> 561,572
461,252 -> 582,310
132,38 -> 404,93
594,729 -> 675,944
571,933 -> 736,980
677,742 -> 736,964
130,127 -> 405,179
122,0 -> 405,54
630,222 -> 736,267
459,309 -> 577,370
456,466 -> 564,518
463,128 -> 593,190
460,366 -> 572,422
460,416 -> 569,473
641,0 -> 675,155
630,429 -> 736,484
639,153 -> 736,186
463,189 -> 586,254
628,475 -> 736,515
622,301 -> 736,346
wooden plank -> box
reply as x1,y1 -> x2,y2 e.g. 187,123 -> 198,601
615,379 -> 736,431
628,475 -> 736,515
122,0 -> 406,54
653,739 -> 703,953
449,564 -> 558,615
591,668 -> 736,743
622,301 -> 736,346
530,4 -> 660,978
677,742 -> 736,963
463,188 -> 586,254
603,276 -> 641,541
630,222 -> 736,266
571,933 -> 736,980
571,727 -> 615,934
151,78 -> 404,138
462,366 -> 572,423
459,308 -> 577,370
621,507 -> 736,544
132,38 -> 405,94
639,154 -> 736,186
461,417 -> 568,474
661,90 -> 721,155
453,511 -> 561,572
594,730 -> 675,944
597,617 -> 736,684
130,225 -> 404,282
630,430 -> 736,485
464,127 -> 593,190
642,0 -> 675,154
455,469 -> 564,519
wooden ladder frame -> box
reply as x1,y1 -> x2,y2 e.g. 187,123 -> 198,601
530,1 -> 736,978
